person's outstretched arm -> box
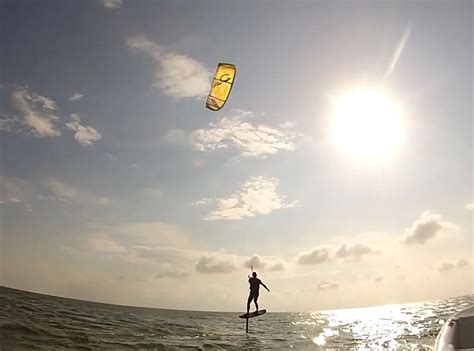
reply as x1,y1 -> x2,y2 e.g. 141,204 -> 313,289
261,281 -> 270,292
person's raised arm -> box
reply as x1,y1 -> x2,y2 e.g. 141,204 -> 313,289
260,281 -> 270,292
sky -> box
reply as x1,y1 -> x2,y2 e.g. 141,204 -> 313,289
0,0 -> 472,312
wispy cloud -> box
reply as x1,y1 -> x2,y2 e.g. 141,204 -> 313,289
41,178 -> 110,205
0,175 -> 35,210
104,153 -> 118,161
163,128 -> 190,145
198,176 -> 299,221
126,35 -> 210,99
0,197 -> 21,204
374,276 -> 384,283
69,92 -> 84,102
10,88 -> 61,137
65,114 -> 102,146
191,111 -> 297,159
465,202 -> 474,210
155,270 -> 188,279
316,281 -> 339,291
401,211 -> 456,245
384,25 -> 411,78
89,238 -> 127,253
115,222 -> 194,249
2,86 -> 101,145
100,0 -> 123,9
0,114 -> 22,133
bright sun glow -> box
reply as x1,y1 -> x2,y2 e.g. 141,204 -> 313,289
331,89 -> 404,160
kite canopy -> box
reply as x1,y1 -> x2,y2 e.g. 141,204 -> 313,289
206,63 -> 236,111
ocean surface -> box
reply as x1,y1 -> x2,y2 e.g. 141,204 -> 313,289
1,286 -> 473,350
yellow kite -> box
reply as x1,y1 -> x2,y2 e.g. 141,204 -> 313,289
206,63 -> 236,111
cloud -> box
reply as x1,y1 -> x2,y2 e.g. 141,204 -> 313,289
65,114 -> 102,146
191,111 -> 297,159
401,211 -> 455,245
0,175 -> 35,209
132,246 -> 192,263
465,203 -> 474,210
268,262 -> 285,272
316,281 -> 339,291
104,153 -> 118,161
141,186 -> 162,201
384,25 -> 411,78
335,242 -> 380,260
84,226 -> 244,277
2,86 -> 101,145
41,178 -> 110,205
242,255 -> 286,272
126,35 -> 210,99
39,97 -> 58,110
155,271 -> 188,279
0,197 -> 21,204
0,114 -> 22,133
121,222 -> 194,249
278,121 -> 297,129
298,241 -> 379,265
438,259 -> 470,273
195,255 -> 237,274
374,276 -> 384,283
100,0 -> 123,8
438,263 -> 454,273
192,198 -> 213,206
200,176 -> 299,221
0,198 -> 31,213
164,128 -> 189,145
298,246 -> 332,265
89,238 -> 127,253
69,93 -> 84,102
10,89 -> 61,137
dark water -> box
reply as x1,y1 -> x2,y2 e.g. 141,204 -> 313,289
1,286 -> 473,350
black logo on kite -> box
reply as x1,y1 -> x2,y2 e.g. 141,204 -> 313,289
208,97 -> 219,108
220,74 -> 231,82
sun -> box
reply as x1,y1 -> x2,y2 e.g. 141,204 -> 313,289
331,89 -> 404,161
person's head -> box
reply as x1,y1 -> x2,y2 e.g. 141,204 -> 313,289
252,272 -> 257,278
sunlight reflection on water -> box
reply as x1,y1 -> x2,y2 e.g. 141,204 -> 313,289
289,297 -> 473,350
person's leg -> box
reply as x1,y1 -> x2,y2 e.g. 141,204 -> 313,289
247,294 -> 252,314
254,295 -> 259,313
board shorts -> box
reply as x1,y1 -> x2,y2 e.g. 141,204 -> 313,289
248,291 -> 259,300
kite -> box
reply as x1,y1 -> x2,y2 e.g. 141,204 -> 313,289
206,63 -> 236,111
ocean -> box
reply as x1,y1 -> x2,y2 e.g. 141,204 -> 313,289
1,286 -> 472,350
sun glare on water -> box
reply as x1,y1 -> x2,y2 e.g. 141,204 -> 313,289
331,89 -> 404,161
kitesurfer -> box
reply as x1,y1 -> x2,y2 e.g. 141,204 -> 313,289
246,272 -> 269,314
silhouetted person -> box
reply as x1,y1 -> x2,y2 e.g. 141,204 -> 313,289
246,272 -> 269,314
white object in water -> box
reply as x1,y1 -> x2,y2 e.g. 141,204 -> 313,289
435,306 -> 474,350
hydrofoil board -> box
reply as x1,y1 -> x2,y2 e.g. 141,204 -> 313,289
239,309 -> 266,319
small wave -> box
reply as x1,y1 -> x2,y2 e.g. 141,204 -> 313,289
0,322 -> 43,336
